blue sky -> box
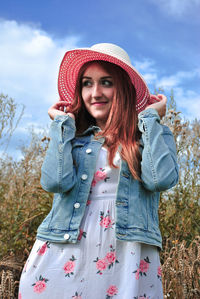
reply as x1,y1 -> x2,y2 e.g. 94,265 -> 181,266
0,0 -> 200,159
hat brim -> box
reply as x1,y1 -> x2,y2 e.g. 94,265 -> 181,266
58,49 -> 150,113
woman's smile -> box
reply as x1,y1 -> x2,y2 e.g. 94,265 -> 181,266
91,101 -> 108,106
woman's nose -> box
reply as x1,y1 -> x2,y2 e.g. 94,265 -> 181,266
92,84 -> 102,98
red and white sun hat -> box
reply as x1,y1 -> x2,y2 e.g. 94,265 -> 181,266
58,43 -> 151,113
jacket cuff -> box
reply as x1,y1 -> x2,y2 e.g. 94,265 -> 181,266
50,114 -> 76,143
54,114 -> 76,130
138,108 -> 160,133
138,108 -> 160,119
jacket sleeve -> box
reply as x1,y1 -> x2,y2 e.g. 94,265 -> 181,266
40,114 -> 77,193
138,108 -> 179,192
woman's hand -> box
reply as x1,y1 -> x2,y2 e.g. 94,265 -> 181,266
48,101 -> 75,120
145,94 -> 167,118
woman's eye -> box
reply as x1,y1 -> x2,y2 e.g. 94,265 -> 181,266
82,80 -> 92,87
101,79 -> 113,87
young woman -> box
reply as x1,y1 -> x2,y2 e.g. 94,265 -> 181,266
19,43 -> 179,299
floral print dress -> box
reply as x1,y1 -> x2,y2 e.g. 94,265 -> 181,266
19,148 -> 163,299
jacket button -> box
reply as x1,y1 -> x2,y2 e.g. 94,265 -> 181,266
74,202 -> 80,209
64,233 -> 70,240
86,148 -> 92,154
81,174 -> 88,180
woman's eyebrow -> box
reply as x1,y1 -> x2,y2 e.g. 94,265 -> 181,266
82,76 -> 112,79
82,76 -> 91,79
101,76 -> 112,79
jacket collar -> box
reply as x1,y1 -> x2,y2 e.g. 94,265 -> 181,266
76,126 -> 105,144
77,125 -> 100,137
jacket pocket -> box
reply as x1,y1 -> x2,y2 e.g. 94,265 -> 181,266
43,193 -> 73,231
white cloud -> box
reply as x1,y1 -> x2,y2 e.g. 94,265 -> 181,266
133,58 -> 158,84
133,58 -> 200,119
0,19 -> 81,106
149,0 -> 200,16
0,19 -> 82,159
143,73 -> 158,84
155,70 -> 200,119
157,70 -> 199,89
134,59 -> 155,72
174,88 -> 200,120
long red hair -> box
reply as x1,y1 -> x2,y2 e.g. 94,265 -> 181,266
69,61 -> 141,180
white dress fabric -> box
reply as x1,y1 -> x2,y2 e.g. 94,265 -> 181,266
19,148 -> 163,299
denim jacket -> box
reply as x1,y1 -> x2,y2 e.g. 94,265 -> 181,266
37,108 -> 179,249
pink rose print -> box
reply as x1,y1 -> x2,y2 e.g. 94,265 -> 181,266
86,199 -> 91,206
157,265 -> 162,281
105,245 -> 119,269
18,293 -> 22,299
64,261 -> 75,273
37,241 -> 50,256
95,258 -> 108,274
94,245 -> 119,274
135,268 -> 140,280
92,168 -> 110,186
32,275 -> 49,294
100,216 -> 112,228
95,170 -> 107,180
139,259 -> 150,273
34,281 -> 46,293
157,265 -> 162,276
78,229 -> 87,241
92,180 -> 97,187
100,211 -> 114,231
72,291 -> 82,299
63,255 -> 76,277
105,252 -> 116,264
106,285 -> 118,298
133,256 -> 150,279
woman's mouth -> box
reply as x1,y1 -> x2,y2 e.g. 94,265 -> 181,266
92,102 -> 108,106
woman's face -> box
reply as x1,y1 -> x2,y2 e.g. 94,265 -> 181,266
81,63 -> 115,129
